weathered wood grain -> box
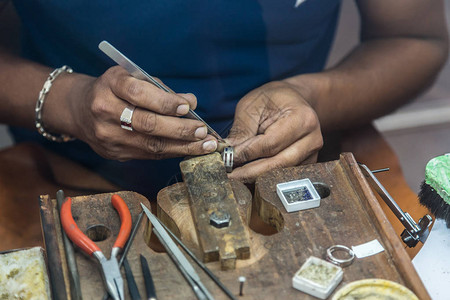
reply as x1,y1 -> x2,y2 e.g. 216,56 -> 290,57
180,153 -> 251,270
40,153 -> 430,299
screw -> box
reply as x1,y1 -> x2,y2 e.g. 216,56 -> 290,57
209,210 -> 231,228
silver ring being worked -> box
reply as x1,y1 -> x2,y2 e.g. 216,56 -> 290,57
120,106 -> 135,131
325,245 -> 355,267
222,146 -> 234,173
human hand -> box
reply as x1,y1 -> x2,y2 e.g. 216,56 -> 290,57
68,66 -> 218,160
226,81 -> 323,183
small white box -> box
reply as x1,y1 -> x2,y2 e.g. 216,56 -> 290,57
292,256 -> 343,299
276,178 -> 321,212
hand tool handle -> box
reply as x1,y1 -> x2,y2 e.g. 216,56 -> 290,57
111,194 -> 132,250
60,197 -> 101,256
140,254 -> 157,300
124,257 -> 142,300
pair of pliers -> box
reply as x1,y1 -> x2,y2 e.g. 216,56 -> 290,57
61,194 -> 132,300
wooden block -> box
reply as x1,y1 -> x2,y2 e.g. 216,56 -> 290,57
180,153 -> 251,270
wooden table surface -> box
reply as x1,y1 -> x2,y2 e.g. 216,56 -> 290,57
40,153 -> 429,300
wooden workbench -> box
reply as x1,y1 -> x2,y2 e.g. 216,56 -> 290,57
40,152 -> 429,299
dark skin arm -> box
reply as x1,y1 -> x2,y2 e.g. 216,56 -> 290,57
0,51 -> 219,160
227,0 -> 448,182
292,0 -> 449,131
0,0 -> 219,161
0,1 -> 447,178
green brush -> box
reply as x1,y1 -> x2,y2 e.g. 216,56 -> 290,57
419,154 -> 450,228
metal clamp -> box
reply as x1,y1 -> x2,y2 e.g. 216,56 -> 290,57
359,163 -> 433,248
325,245 -> 355,267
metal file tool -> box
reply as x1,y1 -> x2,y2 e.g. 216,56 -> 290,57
140,203 -> 214,300
99,40 -> 224,142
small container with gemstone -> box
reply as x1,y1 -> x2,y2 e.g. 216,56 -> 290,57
292,256 -> 343,299
276,178 -> 321,212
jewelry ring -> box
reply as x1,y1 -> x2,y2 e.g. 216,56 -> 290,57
325,245 -> 355,268
120,106 -> 135,131
222,146 -> 234,173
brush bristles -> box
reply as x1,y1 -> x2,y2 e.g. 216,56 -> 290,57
419,181 -> 450,228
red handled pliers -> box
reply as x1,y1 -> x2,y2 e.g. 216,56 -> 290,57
61,194 -> 132,300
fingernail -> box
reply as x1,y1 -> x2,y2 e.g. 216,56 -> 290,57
176,104 -> 190,115
203,140 -> 217,152
195,127 -> 207,139
184,93 -> 197,101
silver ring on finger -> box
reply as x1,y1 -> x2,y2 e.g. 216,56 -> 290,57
120,105 -> 136,131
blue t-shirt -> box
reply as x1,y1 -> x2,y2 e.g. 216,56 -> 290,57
11,0 -> 341,199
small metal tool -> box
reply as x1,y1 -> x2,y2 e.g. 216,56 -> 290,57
123,257 -> 141,300
102,211 -> 145,300
140,254 -> 157,300
56,190 -> 82,300
238,277 -> 246,296
140,203 -> 214,300
98,41 -> 224,142
359,163 -> 432,247
119,211 -> 144,266
158,218 -> 237,300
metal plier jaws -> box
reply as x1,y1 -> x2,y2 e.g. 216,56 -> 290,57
61,194 -> 132,300
359,163 -> 432,248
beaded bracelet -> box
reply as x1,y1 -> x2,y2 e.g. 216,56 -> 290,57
35,65 -> 75,142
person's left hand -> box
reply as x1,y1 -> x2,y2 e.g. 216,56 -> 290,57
226,81 -> 323,183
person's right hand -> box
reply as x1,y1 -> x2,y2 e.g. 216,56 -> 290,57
67,66 -> 218,161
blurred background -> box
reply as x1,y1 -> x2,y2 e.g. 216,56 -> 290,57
326,1 -> 450,194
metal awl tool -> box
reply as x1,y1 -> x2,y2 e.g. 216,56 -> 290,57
61,194 -> 132,300
359,163 -> 432,247
98,40 -> 224,142
140,203 -> 215,300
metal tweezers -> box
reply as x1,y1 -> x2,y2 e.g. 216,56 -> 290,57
99,40 -> 224,142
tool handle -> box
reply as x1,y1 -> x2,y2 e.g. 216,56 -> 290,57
60,197 -> 101,256
140,254 -> 157,300
111,194 -> 132,250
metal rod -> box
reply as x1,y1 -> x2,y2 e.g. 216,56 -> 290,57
123,257 -> 142,300
119,211 -> 144,267
140,254 -> 157,300
152,229 -> 208,300
56,190 -> 83,300
158,221 -> 237,300
371,168 -> 390,174
238,277 -> 246,297
358,163 -> 418,233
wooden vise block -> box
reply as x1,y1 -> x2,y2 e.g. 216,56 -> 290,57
180,153 -> 251,270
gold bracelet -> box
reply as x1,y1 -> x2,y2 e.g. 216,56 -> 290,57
35,65 -> 75,142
